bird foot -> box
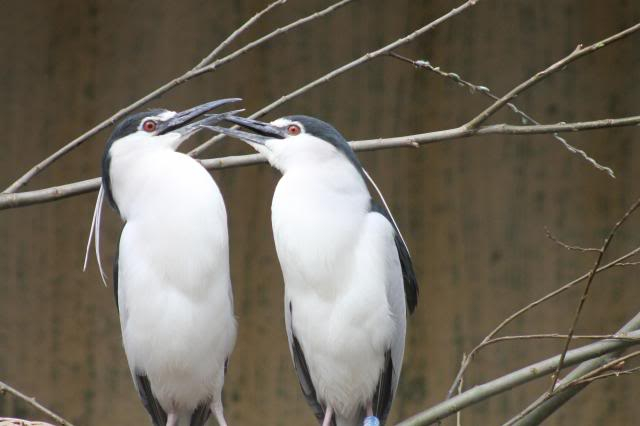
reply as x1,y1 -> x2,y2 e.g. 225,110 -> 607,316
363,416 -> 380,426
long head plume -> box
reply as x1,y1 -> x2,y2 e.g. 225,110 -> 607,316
363,168 -> 411,256
83,185 -> 108,286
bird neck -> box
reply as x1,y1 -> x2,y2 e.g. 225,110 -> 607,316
271,162 -> 371,299
108,149 -> 216,222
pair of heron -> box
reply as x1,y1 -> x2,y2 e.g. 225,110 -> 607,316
85,98 -> 418,426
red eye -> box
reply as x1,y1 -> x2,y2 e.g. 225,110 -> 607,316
142,120 -> 157,132
287,124 -> 301,136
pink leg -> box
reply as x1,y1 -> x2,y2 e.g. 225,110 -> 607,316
363,402 -> 381,426
212,400 -> 228,426
366,401 -> 374,417
166,412 -> 178,426
322,406 -> 334,426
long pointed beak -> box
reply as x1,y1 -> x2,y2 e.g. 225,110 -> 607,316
158,98 -> 242,135
201,115 -> 286,145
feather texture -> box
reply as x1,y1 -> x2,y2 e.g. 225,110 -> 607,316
273,152 -> 410,426
106,131 -> 236,425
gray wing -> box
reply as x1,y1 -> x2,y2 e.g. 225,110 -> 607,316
285,300 -> 334,425
373,255 -> 407,424
370,205 -> 413,424
370,202 -> 418,313
116,224 -> 130,328
113,231 -> 121,311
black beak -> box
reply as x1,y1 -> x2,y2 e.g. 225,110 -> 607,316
201,115 -> 286,145
158,98 -> 242,135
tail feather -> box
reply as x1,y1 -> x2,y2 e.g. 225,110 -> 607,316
135,374 -> 167,426
189,402 -> 211,426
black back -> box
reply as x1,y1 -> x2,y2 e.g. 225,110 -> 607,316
102,109 -> 166,212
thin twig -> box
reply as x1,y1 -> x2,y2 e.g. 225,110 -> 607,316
544,227 -> 600,252
2,114 -> 639,211
193,0 -> 287,70
189,0 -> 483,156
615,261 -> 640,266
505,348 -> 640,425
0,381 -> 76,426
549,196 -> 640,392
388,52 -> 616,178
506,312 -> 640,425
565,350 -> 640,387
395,329 -> 640,426
569,366 -> 640,387
187,0 -> 355,79
464,22 -> 640,129
456,358 -> 464,426
2,0 -> 354,193
484,333 -> 640,346
445,243 -> 640,399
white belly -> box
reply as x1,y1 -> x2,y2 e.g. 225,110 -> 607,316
118,220 -> 236,412
279,209 -> 397,418
114,153 -> 237,413
288,289 -> 393,418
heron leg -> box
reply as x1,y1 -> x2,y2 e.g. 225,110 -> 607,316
363,402 -> 380,426
212,400 -> 228,426
166,412 -> 178,426
321,406 -> 334,426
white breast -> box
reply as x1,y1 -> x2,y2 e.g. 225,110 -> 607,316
273,164 -> 399,418
110,148 -> 237,412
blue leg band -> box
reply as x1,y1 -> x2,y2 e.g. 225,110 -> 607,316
363,416 -> 380,426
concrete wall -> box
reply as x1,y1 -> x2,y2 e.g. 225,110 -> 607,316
1,1 -> 639,424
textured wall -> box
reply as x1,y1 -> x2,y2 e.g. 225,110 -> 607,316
1,1 -> 639,425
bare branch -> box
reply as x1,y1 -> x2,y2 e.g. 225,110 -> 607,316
544,227 -> 600,252
188,0 -> 356,78
569,365 -> 640,387
563,350 -> 640,387
0,381 -> 76,426
483,333 -> 640,346
192,0 -> 287,70
456,359 -> 465,426
188,0 -> 483,156
446,243 -> 640,399
388,52 -> 616,178
0,418 -> 56,426
615,261 -> 640,266
549,196 -> 640,392
395,329 -> 640,426
507,311 -> 640,425
2,0 -> 354,193
464,22 -> 640,129
350,115 -> 640,151
1,114 -> 639,211
0,178 -> 101,210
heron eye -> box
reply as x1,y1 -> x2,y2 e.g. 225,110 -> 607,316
142,120 -> 157,133
287,124 -> 301,136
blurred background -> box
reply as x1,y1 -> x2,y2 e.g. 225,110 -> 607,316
1,0 -> 639,424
